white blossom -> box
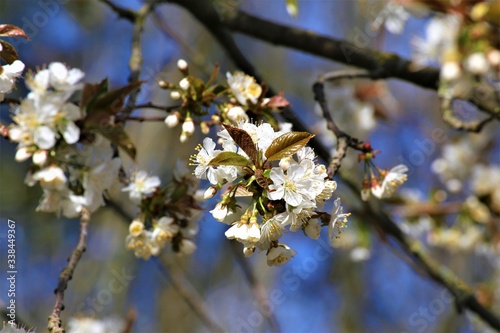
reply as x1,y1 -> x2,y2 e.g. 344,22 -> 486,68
122,170 -> 161,203
33,165 -> 67,191
191,137 -> 237,185
328,198 -> 349,246
268,164 -> 315,206
226,106 -> 249,123
371,2 -> 410,34
267,245 -> 295,266
304,219 -> 321,239
226,71 -> 262,105
0,60 -> 24,101
379,164 -> 408,198
412,15 -> 460,66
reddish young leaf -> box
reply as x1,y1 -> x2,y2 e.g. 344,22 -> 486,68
0,24 -> 30,39
222,123 -> 259,165
0,41 -> 19,64
266,92 -> 290,108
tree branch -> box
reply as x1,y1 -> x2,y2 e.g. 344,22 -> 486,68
47,208 -> 90,333
106,1 -> 158,121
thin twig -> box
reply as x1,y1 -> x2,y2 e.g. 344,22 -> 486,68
320,69 -> 373,83
121,308 -> 137,333
228,241 -> 282,333
119,1 -> 158,120
126,116 -> 165,122
134,102 -> 179,112
312,74 -> 368,177
440,97 -> 495,132
47,208 -> 91,333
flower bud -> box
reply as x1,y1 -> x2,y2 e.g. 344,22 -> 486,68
182,117 -> 195,136
177,59 -> 188,72
440,61 -> 461,81
170,90 -> 181,100
179,132 -> 188,143
178,239 -> 196,255
466,52 -> 488,75
179,78 -> 190,90
226,106 -> 249,123
304,220 -> 321,239
158,80 -> 172,89
243,245 -> 255,257
33,150 -> 48,166
15,147 -> 32,162
487,49 -> 500,67
164,112 -> 180,128
204,186 -> 217,200
279,157 -> 292,171
211,114 -> 221,124
200,121 -> 210,134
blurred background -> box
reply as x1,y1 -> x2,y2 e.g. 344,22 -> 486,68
0,0 -> 499,332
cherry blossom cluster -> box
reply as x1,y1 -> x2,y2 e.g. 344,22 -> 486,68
123,162 -> 203,259
9,63 -> 121,218
160,59 -> 289,142
191,121 -> 349,266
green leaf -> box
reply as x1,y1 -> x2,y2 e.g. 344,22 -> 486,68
0,41 -> 19,64
208,151 -> 251,167
0,24 -> 30,39
222,123 -> 259,165
265,132 -> 315,161
285,0 -> 299,17
98,124 -> 136,160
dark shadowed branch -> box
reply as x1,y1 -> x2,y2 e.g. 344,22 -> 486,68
47,208 -> 90,333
